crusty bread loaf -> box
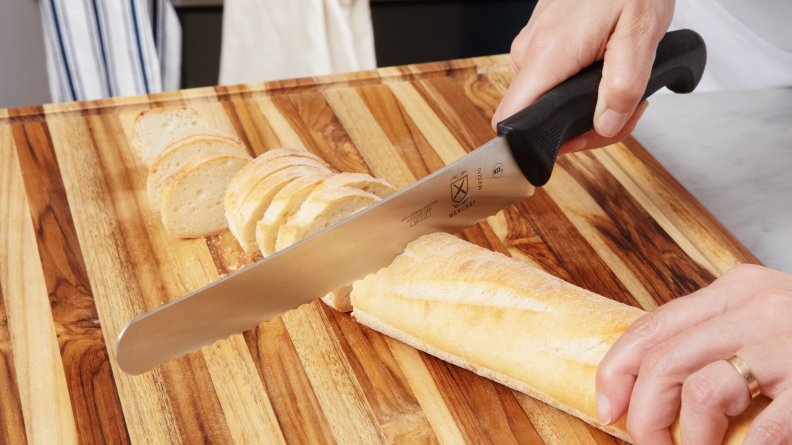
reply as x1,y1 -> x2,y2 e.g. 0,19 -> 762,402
225,149 -> 330,215
228,166 -> 331,253
350,233 -> 766,445
275,187 -> 380,252
255,174 -> 333,257
147,135 -> 248,217
160,152 -> 251,238
131,107 -> 210,166
307,172 -> 397,199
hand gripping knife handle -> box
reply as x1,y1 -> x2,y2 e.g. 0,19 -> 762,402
497,29 -> 707,187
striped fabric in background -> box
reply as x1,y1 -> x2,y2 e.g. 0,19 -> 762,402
39,0 -> 181,103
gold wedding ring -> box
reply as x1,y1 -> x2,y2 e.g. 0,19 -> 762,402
726,355 -> 761,398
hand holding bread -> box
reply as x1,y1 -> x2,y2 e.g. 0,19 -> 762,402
597,265 -> 792,445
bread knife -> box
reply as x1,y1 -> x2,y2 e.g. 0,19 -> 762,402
116,29 -> 706,375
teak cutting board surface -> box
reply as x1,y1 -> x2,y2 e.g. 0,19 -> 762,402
0,55 -> 760,445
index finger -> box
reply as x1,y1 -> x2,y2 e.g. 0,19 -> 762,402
595,264 -> 788,426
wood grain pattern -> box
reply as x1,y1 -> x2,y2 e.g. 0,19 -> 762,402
9,108 -> 130,445
323,88 -> 416,188
319,302 -> 439,444
44,116 -> 184,444
282,302 -> 387,445
244,316 -> 338,445
202,335 -> 286,445
0,125 -> 79,444
0,55 -> 761,444
0,291 -> 26,445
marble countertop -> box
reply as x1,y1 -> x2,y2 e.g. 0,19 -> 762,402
632,87 -> 792,273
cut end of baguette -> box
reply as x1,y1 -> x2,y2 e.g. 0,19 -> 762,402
131,107 -> 210,166
161,153 -> 250,238
275,187 -> 380,252
321,286 -> 353,312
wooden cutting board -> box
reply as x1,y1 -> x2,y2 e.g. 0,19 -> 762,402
0,55 -> 760,445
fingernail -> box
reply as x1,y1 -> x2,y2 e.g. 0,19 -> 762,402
568,136 -> 587,152
596,109 -> 629,138
596,391 -> 612,425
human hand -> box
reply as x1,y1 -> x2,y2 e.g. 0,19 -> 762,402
596,264 -> 792,444
492,0 -> 675,154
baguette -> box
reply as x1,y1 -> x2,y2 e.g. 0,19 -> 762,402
228,166 -> 331,253
350,233 -> 766,444
255,174 -> 333,257
160,151 -> 251,238
225,149 -> 330,216
131,107 -> 210,166
147,135 -> 248,217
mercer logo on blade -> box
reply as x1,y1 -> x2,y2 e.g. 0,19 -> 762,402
449,171 -> 475,218
451,173 -> 468,203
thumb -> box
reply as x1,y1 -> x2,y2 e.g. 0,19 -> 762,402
593,21 -> 664,137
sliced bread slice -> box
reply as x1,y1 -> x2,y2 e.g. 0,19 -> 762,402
255,174 -> 333,257
225,155 -> 331,219
275,187 -> 381,252
164,128 -> 247,151
228,166 -> 331,253
147,136 -> 249,217
308,172 -> 397,199
131,107 -> 210,166
160,152 -> 251,238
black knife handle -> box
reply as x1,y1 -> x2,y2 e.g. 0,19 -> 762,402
496,29 -> 706,187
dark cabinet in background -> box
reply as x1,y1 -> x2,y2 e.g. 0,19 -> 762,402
177,0 -> 537,89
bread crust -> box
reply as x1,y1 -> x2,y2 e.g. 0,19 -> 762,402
308,172 -> 396,199
160,129 -> 247,153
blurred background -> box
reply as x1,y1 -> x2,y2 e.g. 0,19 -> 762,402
0,0 -> 536,110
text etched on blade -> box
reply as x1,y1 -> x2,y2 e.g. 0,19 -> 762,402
402,201 -> 437,227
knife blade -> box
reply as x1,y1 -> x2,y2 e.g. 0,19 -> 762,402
116,29 -> 706,375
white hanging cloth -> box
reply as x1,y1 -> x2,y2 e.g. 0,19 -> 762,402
669,0 -> 792,91
219,0 -> 377,85
39,0 -> 182,103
